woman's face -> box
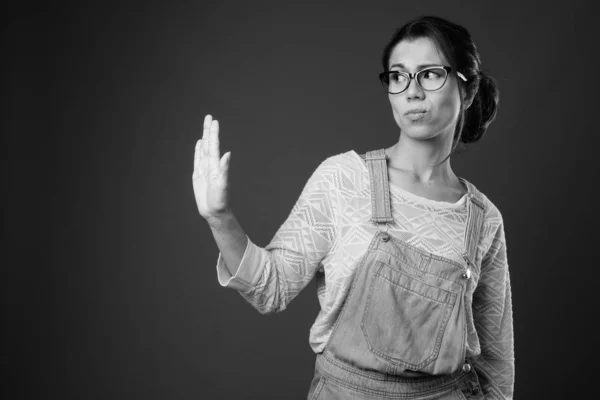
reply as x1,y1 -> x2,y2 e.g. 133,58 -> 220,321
387,37 -> 462,141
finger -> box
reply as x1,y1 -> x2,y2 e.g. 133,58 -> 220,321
208,120 -> 220,159
199,132 -> 205,158
198,139 -> 208,175
202,114 -> 212,141
194,139 -> 201,170
201,128 -> 209,158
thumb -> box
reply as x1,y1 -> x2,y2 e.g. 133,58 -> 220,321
220,151 -> 231,175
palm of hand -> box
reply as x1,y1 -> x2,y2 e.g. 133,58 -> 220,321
193,115 -> 230,220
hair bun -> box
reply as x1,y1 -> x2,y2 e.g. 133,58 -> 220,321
460,72 -> 499,143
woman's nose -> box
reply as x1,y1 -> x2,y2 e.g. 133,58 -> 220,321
405,77 -> 424,100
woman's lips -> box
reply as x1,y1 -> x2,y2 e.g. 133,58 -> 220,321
404,109 -> 428,120
404,109 -> 428,115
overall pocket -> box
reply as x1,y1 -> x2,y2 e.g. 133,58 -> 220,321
360,260 -> 457,371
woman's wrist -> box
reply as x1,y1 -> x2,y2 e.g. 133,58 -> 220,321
206,208 -> 236,230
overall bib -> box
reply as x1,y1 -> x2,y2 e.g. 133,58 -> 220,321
307,149 -> 486,400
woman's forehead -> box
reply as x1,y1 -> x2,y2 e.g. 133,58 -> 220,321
388,37 -> 447,69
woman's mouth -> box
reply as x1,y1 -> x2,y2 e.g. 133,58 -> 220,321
404,109 -> 428,120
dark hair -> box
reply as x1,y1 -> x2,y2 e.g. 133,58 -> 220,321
381,16 -> 499,157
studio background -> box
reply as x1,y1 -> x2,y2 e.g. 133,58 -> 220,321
3,0 -> 598,398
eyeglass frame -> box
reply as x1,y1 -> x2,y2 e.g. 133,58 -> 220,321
378,65 -> 468,94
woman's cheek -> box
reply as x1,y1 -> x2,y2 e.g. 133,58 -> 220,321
391,103 -> 403,128
436,97 -> 460,128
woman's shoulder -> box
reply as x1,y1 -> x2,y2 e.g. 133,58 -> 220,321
318,149 -> 366,171
461,178 -> 507,252
308,150 -> 368,193
460,178 -> 503,221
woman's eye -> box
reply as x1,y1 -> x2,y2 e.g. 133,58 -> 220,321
391,73 -> 406,83
422,69 -> 444,80
423,71 -> 439,79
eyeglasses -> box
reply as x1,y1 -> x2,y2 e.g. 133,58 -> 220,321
379,66 -> 467,94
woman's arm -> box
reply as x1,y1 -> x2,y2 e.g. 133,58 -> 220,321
214,157 -> 340,314
193,114 -> 339,313
472,220 -> 515,399
208,210 -> 248,278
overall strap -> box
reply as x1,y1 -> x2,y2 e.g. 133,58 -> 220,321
460,178 -> 487,268
361,149 -> 394,224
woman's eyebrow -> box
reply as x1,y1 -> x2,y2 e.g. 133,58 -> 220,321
389,63 -> 441,70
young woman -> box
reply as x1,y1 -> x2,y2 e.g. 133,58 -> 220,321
193,16 -> 514,400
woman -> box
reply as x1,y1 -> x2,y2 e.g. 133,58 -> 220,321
193,16 -> 514,400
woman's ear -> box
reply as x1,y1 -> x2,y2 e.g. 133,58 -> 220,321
462,89 -> 475,110
460,85 -> 474,110
464,97 -> 474,109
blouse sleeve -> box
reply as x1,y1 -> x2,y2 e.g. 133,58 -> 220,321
215,158 -> 339,314
472,219 -> 515,399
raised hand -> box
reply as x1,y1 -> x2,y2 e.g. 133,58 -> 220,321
193,114 -> 231,224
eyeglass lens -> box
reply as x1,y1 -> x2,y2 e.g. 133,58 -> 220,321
386,68 -> 448,93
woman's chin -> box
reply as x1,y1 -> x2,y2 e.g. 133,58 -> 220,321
400,126 -> 443,141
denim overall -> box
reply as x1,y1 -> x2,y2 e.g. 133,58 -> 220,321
307,149 -> 486,399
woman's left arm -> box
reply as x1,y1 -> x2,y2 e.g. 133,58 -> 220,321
472,220 -> 515,399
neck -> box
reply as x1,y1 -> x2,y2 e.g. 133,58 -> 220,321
386,131 -> 457,184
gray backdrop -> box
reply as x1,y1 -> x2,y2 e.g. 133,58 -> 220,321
3,0 -> 598,398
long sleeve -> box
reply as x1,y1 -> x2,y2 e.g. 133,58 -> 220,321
472,220 -> 515,399
215,158 -> 339,314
